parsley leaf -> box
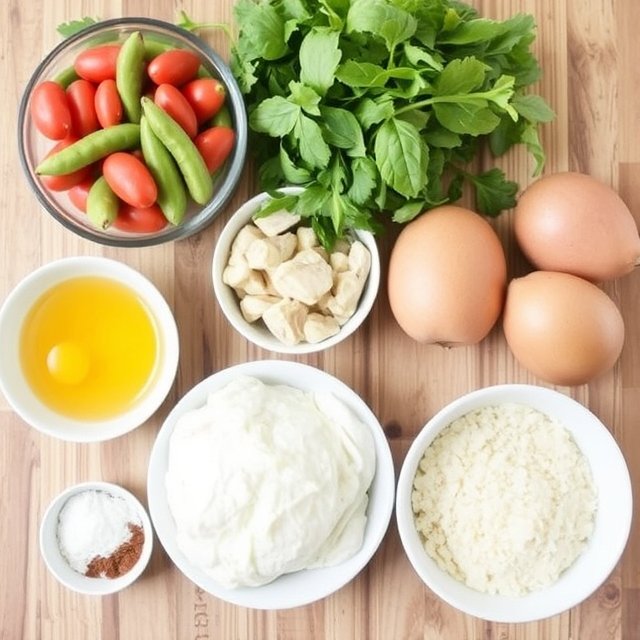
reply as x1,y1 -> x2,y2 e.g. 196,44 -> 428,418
346,0 -> 417,53
468,168 -> 518,215
57,17 -> 98,38
295,114 -> 331,168
249,96 -> 300,136
233,0 -> 289,61
375,118 -> 428,198
299,28 -> 342,96
233,0 -> 554,245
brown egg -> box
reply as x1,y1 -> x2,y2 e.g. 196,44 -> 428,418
514,172 -> 640,281
503,271 -> 624,386
388,205 -> 507,346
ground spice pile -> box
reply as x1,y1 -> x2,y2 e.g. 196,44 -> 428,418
57,489 -> 145,579
85,523 -> 145,578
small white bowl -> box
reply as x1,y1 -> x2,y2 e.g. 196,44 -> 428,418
396,384 -> 633,623
147,360 -> 395,609
40,481 -> 153,595
212,188 -> 380,354
0,256 -> 179,442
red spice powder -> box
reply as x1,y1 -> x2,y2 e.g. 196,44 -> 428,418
85,523 -> 145,579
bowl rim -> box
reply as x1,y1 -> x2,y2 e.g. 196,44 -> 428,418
211,187 -> 381,354
17,16 -> 247,247
395,383 -> 633,623
0,256 -> 179,442
39,480 -> 154,595
147,359 -> 395,609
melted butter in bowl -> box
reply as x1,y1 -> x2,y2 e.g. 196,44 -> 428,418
0,256 -> 179,442
20,275 -> 160,420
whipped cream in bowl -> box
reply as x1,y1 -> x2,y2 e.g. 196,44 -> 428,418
147,360 -> 394,609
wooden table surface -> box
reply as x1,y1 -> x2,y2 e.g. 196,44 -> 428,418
1,1 -> 639,639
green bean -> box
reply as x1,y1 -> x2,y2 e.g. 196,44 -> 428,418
35,124 -> 141,175
196,65 -> 213,79
212,105 -> 232,129
116,31 -> 145,123
141,97 -> 213,205
53,66 -> 79,88
140,116 -> 188,225
143,37 -> 173,61
86,176 -> 119,230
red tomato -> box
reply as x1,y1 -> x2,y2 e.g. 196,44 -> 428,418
102,152 -> 158,208
68,176 -> 95,212
154,84 -> 198,138
113,203 -> 168,233
194,126 -> 236,174
181,78 -> 226,123
39,137 -> 91,191
66,79 -> 99,137
147,49 -> 200,86
94,79 -> 122,128
74,45 -> 121,83
30,81 -> 72,140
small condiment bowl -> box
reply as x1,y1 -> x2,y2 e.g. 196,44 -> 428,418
0,256 -> 179,442
212,188 -> 381,354
396,384 -> 633,623
18,17 -> 247,247
40,481 -> 153,595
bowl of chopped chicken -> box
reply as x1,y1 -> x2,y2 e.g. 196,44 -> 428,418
212,188 -> 380,354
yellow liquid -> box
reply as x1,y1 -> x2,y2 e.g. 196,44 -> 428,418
20,276 -> 159,420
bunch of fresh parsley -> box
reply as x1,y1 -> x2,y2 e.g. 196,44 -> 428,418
227,0 -> 554,246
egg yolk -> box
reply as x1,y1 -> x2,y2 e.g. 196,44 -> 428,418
46,341 -> 90,385
20,276 -> 159,421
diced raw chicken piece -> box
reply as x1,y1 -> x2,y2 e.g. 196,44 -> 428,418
271,249 -> 333,306
262,298 -> 308,346
253,210 -> 300,236
303,313 -> 341,343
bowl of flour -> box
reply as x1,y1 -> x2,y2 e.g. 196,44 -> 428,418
396,384 -> 632,623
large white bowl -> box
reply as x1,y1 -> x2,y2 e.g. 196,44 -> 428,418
40,481 -> 154,595
396,384 -> 633,623
212,188 -> 380,354
0,256 -> 179,442
147,360 -> 395,609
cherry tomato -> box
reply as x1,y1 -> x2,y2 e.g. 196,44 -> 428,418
66,79 -> 99,137
39,137 -> 91,191
194,126 -> 236,174
30,81 -> 72,140
102,152 -> 158,208
74,45 -> 121,83
181,78 -> 226,123
154,84 -> 198,138
147,49 -> 200,86
113,202 -> 168,233
94,79 -> 122,128
68,176 -> 95,212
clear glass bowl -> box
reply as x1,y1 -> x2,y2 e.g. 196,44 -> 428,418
17,17 -> 247,247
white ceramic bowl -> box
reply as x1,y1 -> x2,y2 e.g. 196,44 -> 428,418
40,481 -> 153,595
0,256 -> 179,442
212,188 -> 380,354
147,360 -> 395,609
396,384 -> 633,623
